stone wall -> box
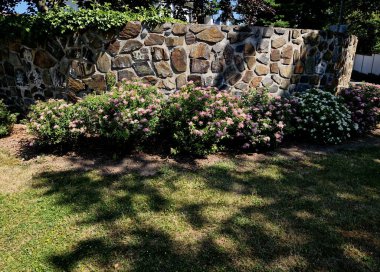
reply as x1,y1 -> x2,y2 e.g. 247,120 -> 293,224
0,22 -> 357,110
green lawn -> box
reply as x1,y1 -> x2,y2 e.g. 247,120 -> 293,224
0,145 -> 379,271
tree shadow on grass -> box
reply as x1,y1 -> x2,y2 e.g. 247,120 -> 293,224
33,146 -> 380,271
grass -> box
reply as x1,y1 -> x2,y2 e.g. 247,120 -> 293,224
0,146 -> 379,271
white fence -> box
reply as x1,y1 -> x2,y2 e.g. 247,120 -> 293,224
353,54 -> 380,75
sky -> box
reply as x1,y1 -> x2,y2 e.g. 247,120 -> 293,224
15,1 -> 28,13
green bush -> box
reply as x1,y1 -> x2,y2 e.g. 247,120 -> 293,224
294,89 -> 356,144
0,100 -> 17,137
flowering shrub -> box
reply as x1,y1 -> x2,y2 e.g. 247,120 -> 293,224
238,89 -> 299,150
338,84 -> 380,134
79,81 -> 164,142
28,100 -> 79,145
162,84 -> 248,155
0,100 -> 17,137
294,89 -> 356,144
28,81 -> 164,145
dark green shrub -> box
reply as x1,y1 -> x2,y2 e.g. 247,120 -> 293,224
0,100 -> 17,137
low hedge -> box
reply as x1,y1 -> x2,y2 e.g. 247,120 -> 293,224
27,82 -> 380,155
0,100 -> 17,138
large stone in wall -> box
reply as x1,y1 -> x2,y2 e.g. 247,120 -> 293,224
211,57 -> 225,73
132,48 -> 150,62
190,43 -> 211,59
144,34 -> 165,46
154,61 -> 173,78
106,39 -> 121,56
34,50 -> 56,69
70,60 -> 95,78
120,40 -> 143,53
196,27 -> 224,43
172,24 -> 187,35
280,65 -> 292,79
189,24 -> 208,33
190,59 -> 210,74
119,21 -> 142,39
272,37 -> 286,49
118,69 -> 137,81
245,56 -> 256,70
234,55 -> 245,72
185,32 -> 196,45
133,62 -> 155,76
67,77 -> 85,92
96,52 -> 111,73
83,74 -> 106,91
281,45 -> 293,65
255,64 -> 269,76
171,47 -> 187,73
151,47 -> 169,61
166,37 -> 184,47
243,43 -> 256,56
112,55 -> 133,69
176,74 -> 187,88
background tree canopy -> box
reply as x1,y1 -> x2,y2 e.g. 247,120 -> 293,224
1,0 -> 379,54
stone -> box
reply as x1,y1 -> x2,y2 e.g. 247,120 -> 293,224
118,69 -> 137,82
262,27 -> 274,38
272,37 -> 286,49
212,42 -> 226,53
119,21 -> 142,39
257,54 -> 269,65
187,75 -> 203,86
211,57 -> 225,73
140,76 -> 157,85
185,32 -> 196,45
190,59 -> 210,74
154,61 -> 173,78
15,69 -> 27,86
171,47 -> 187,73
160,78 -> 176,89
292,30 -> 300,39
70,60 -> 95,78
67,77 -> 85,92
34,50 -> 56,69
235,82 -> 248,90
106,39 -> 121,56
189,24 -> 208,33
152,47 -> 169,61
221,25 -> 232,32
274,28 -> 286,35
292,39 -> 303,45
83,74 -> 106,91
293,50 -> 300,63
257,39 -> 270,53
150,24 -> 164,34
223,66 -> 241,85
190,43 -> 211,59
270,63 -> 279,73
269,85 -> 278,93
132,48 -> 150,62
166,36 -> 184,47
323,51 -> 333,61
279,65 -> 292,78
291,75 -> 301,84
262,77 -> 273,87
250,77 -> 262,88
245,57 -> 256,70
228,32 -> 252,43
309,75 -> 320,85
242,70 -> 254,83
272,74 -> 281,84
294,60 -> 304,74
243,43 -> 256,56
223,44 -> 235,65
305,57 -> 315,74
112,55 -> 133,69
280,79 -> 290,89
196,27 -> 225,43
304,32 -> 320,46
234,55 -> 245,72
255,64 -> 269,76
281,45 -> 293,65
120,40 -> 143,53
133,62 -> 155,76
176,74 -> 187,89
172,24 -> 187,35
96,52 -> 111,73
271,49 -> 280,61
145,34 -> 165,46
